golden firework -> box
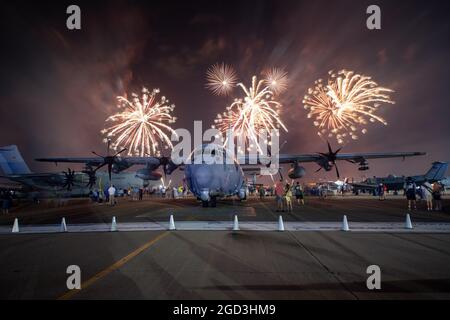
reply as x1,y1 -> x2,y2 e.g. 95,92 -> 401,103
303,69 -> 394,144
211,75 -> 288,153
101,87 -> 177,157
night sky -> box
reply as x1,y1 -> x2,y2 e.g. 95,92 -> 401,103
0,0 -> 449,182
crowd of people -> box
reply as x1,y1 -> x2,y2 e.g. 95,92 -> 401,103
404,177 -> 444,211
0,178 -> 447,214
87,184 -> 189,206
270,180 -> 305,213
88,185 -> 149,206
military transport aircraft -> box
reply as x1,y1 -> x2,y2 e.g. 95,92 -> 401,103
35,141 -> 426,207
0,145 -> 148,198
350,161 -> 448,193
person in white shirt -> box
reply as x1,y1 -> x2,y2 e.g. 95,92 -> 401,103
421,182 -> 433,211
108,185 -> 116,206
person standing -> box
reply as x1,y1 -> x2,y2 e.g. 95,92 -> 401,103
404,178 -> 417,211
274,180 -> 285,212
139,188 -> 143,201
285,183 -> 293,212
257,185 -> 264,200
377,183 -> 385,201
1,192 -> 11,214
422,182 -> 433,211
294,182 -> 305,205
108,185 -> 116,206
432,182 -> 443,211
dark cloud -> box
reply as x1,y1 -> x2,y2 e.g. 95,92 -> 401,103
0,0 -> 449,182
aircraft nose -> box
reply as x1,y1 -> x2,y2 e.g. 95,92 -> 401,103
194,165 -> 212,186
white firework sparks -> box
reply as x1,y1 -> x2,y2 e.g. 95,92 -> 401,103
102,87 -> 177,157
263,67 -> 288,95
211,75 -> 288,153
205,63 -> 238,96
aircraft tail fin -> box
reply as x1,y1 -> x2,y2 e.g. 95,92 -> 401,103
424,162 -> 448,181
0,145 -> 31,175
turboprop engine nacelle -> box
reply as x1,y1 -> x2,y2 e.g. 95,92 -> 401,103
288,165 -> 306,179
135,168 -> 162,181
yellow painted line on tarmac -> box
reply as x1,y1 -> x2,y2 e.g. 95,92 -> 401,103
58,231 -> 170,300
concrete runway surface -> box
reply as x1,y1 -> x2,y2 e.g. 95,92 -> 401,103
0,196 -> 449,299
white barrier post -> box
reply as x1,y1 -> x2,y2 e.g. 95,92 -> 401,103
405,213 -> 413,229
169,214 -> 176,230
11,218 -> 19,233
60,217 -> 67,232
233,215 -> 240,231
278,215 -> 285,232
341,215 -> 350,231
111,216 -> 117,232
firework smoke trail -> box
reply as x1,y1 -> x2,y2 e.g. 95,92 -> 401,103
210,73 -> 288,153
303,69 -> 394,144
206,63 -> 238,96
101,87 -> 177,157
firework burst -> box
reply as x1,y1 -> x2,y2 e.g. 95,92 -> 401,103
205,63 -> 238,96
101,87 -> 177,157
211,74 -> 288,153
263,67 -> 288,95
303,69 -> 395,144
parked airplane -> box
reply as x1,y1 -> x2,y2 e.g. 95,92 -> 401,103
0,145 -> 149,198
35,141 -> 426,207
350,161 -> 448,192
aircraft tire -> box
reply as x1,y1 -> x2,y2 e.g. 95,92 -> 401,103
202,200 -> 209,208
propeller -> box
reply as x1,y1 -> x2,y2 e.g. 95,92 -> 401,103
62,168 -> 76,191
159,156 -> 178,177
82,168 -> 97,189
92,139 -> 127,185
316,141 -> 342,178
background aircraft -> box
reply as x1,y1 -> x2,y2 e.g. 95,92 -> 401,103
350,161 -> 448,192
0,145 -> 150,198
36,141 -> 426,207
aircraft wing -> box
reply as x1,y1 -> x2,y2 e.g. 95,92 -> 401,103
1,173 -> 62,178
277,151 -> 425,164
35,157 -> 104,166
35,156 -> 161,166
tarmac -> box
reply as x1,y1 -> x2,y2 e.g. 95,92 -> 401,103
0,195 -> 449,299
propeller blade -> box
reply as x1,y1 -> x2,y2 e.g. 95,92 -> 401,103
315,167 -> 322,173
92,151 -> 103,158
107,163 -> 112,185
113,148 -> 127,157
94,162 -> 107,172
327,141 -> 333,154
335,164 -> 340,179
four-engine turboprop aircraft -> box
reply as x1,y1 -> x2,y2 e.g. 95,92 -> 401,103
35,141 -> 426,207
